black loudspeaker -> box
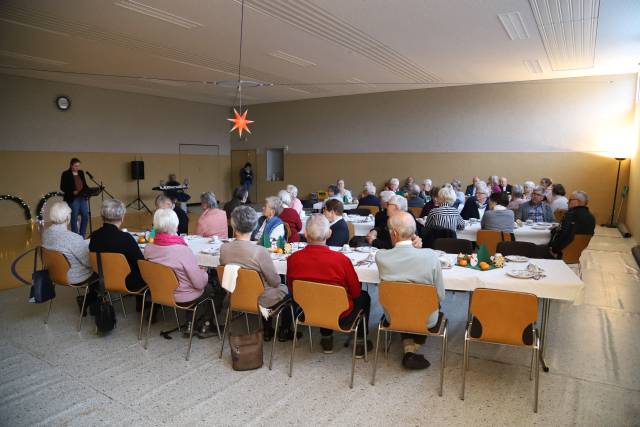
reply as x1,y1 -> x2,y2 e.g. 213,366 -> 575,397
131,161 -> 145,180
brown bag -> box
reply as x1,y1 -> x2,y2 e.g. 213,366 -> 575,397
230,329 -> 263,371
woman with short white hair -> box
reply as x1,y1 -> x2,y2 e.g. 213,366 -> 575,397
523,181 -> 536,200
42,201 -> 94,286
252,196 -> 286,245
336,179 -> 353,203
286,184 -> 303,214
424,186 -> 465,232
278,189 -> 302,242
196,191 -> 227,238
144,208 -> 216,337
388,178 -> 400,193
359,182 -> 381,208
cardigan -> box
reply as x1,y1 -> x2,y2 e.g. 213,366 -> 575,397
60,169 -> 88,204
42,223 -> 93,284
219,240 -> 281,288
89,223 -> 145,290
279,207 -> 302,242
326,217 -> 349,247
196,208 -> 228,238
481,207 -> 515,232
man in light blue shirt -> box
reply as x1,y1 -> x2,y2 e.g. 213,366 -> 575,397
375,212 -> 445,370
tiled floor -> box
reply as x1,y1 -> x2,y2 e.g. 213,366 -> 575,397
0,226 -> 638,426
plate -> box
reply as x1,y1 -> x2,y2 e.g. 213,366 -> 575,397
531,225 -> 550,230
505,255 -> 528,263
356,246 -> 376,253
507,270 -> 536,279
433,250 -> 446,257
200,248 -> 219,255
535,222 -> 551,226
439,256 -> 452,269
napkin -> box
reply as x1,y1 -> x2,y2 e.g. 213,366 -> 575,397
476,244 -> 491,264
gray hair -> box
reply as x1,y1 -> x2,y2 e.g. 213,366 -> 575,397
533,185 -> 546,195
155,194 -> 173,209
423,178 -> 432,187
438,186 -> 457,205
265,196 -> 284,215
153,208 -> 179,234
389,178 -> 400,186
379,190 -> 395,203
305,214 -> 330,242
475,182 -> 489,195
286,184 -> 298,198
101,199 -> 126,223
49,201 -> 71,224
523,181 -> 535,191
572,190 -> 589,205
389,211 -> 416,240
200,192 -> 218,209
409,184 -> 421,197
364,182 -> 376,195
511,184 -> 524,198
451,179 -> 462,190
278,189 -> 292,207
231,205 -> 258,234
489,175 -> 499,184
388,195 -> 408,211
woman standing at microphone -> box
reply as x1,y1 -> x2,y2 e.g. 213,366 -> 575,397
60,158 -> 89,236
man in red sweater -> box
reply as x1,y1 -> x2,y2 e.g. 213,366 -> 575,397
287,214 -> 371,355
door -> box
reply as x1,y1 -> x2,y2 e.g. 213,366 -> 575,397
231,149 -> 257,202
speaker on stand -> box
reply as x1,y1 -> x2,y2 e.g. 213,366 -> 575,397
126,160 -> 152,214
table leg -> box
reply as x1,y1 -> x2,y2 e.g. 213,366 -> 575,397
539,298 -> 550,372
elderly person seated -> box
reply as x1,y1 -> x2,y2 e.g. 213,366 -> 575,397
540,177 -> 553,200
374,190 -> 396,229
376,211 -> 444,370
499,176 -> 512,193
144,208 -> 216,337
368,195 -> 422,249
358,182 -> 381,208
488,175 -> 501,194
547,190 -> 596,258
323,199 -> 349,247
419,186 -> 441,217
252,196 -> 285,246
523,181 -> 536,200
196,192 -> 228,239
419,179 -> 433,203
286,184 -> 303,214
407,184 -> 425,208
278,190 -> 302,242
465,176 -> 481,196
460,182 -> 489,220
388,177 -> 401,195
507,184 -> 526,210
224,186 -> 248,219
481,192 -> 514,233
517,186 -> 553,223
400,176 -> 415,194
325,184 -> 342,203
89,199 -> 146,309
42,201 -> 96,312
155,194 -> 188,235
220,205 -> 283,340
286,214 -> 372,355
336,179 -> 353,203
451,179 -> 466,207
549,184 -> 569,214
422,186 -> 465,232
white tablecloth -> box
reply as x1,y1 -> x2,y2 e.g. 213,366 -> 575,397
184,236 -> 582,302
300,215 -> 374,236
312,202 -> 359,211
458,222 -> 552,245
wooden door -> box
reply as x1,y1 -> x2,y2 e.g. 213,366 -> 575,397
231,149 -> 257,202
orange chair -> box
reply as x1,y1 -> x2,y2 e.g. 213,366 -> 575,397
476,230 -> 512,256
41,247 -> 97,331
561,234 -> 592,265
138,260 -> 220,360
89,252 -> 149,339
372,281 -> 448,396
461,288 -> 540,412
289,280 -> 367,388
554,209 -> 567,223
347,222 -> 355,241
358,205 -> 379,215
409,207 -> 423,218
283,222 -> 292,242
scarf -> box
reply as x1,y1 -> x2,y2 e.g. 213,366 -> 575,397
153,232 -> 187,246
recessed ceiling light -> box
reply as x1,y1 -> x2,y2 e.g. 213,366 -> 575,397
268,50 -> 316,67
215,80 -> 273,88
498,12 -> 530,40
143,78 -> 187,87
114,0 -> 202,29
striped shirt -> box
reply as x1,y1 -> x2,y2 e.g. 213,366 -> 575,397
425,204 -> 465,232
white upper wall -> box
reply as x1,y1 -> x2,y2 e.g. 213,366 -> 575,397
241,74 -> 637,154
0,74 -> 231,155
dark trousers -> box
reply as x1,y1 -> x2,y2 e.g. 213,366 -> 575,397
320,291 -> 371,339
177,284 -> 215,329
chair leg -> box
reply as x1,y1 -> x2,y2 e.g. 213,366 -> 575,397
174,307 -> 181,331
186,307 -> 198,361
144,302 -> 155,350
44,296 -> 54,324
138,292 -> 147,340
534,338 -> 540,413
120,294 -> 127,319
384,330 -> 388,360
161,306 -> 166,320
530,346 -> 535,381
269,309 -> 281,370
349,320 -> 359,389
245,313 -> 250,333
210,299 -> 221,339
289,320 -> 300,378
308,326 -> 313,352
77,288 -> 89,332
461,335 -> 469,400
371,323 -> 382,385
439,327 -> 447,397
363,315 -> 368,362
219,308 -> 232,359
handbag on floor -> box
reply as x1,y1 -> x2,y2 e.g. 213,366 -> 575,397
230,328 -> 263,371
11,246 -> 56,303
94,252 -> 116,333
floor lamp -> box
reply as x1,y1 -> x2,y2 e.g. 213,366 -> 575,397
603,157 -> 626,228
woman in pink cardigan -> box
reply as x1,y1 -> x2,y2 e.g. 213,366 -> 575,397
145,208 -> 216,337
196,192 -> 228,238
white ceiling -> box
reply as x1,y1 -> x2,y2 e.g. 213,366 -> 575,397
0,0 -> 638,106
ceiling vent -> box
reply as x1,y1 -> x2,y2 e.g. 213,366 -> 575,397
523,59 -> 543,73
114,1 -> 202,29
498,12 -> 530,40
268,50 -> 316,67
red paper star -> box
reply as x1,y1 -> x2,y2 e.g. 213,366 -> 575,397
227,108 -> 254,137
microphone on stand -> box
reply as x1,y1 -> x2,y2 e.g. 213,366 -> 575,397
86,171 -> 94,180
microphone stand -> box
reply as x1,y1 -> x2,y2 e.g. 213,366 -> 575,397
85,171 -> 115,234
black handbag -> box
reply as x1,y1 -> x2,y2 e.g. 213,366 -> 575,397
11,246 -> 56,303
94,252 -> 116,333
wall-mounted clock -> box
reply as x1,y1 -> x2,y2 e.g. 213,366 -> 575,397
55,95 -> 71,111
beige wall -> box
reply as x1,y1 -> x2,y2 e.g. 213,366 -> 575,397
625,75 -> 640,240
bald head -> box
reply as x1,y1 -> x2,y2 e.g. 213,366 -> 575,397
389,211 -> 416,242
304,214 -> 331,244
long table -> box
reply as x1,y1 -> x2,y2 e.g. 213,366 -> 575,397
300,215 -> 374,237
458,222 -> 553,245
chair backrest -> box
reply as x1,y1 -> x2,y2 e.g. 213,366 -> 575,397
421,226 -> 457,249
554,209 -> 567,222
562,234 -> 592,264
476,230 -> 512,256
90,252 -> 131,293
409,207 -> 423,218
379,281 -> 439,334
496,241 -> 539,258
359,205 -> 379,215
41,247 -> 70,285
434,238 -> 473,254
137,260 -> 179,306
283,222 -> 292,242
469,288 -> 538,346
292,280 -> 349,331
216,266 -> 264,313
347,222 -> 355,240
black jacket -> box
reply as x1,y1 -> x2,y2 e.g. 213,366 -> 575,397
240,168 -> 253,184
174,206 -> 189,235
89,223 -> 145,291
465,184 -> 476,197
327,218 -> 349,247
60,169 -> 88,203
460,197 -> 487,220
549,206 -> 595,253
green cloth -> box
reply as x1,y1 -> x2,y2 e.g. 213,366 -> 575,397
476,244 -> 491,263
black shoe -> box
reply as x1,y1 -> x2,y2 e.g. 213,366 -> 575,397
402,352 -> 431,370
196,322 -> 218,339
264,325 -> 274,342
278,328 -> 302,342
320,336 -> 334,354
355,340 -> 373,359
